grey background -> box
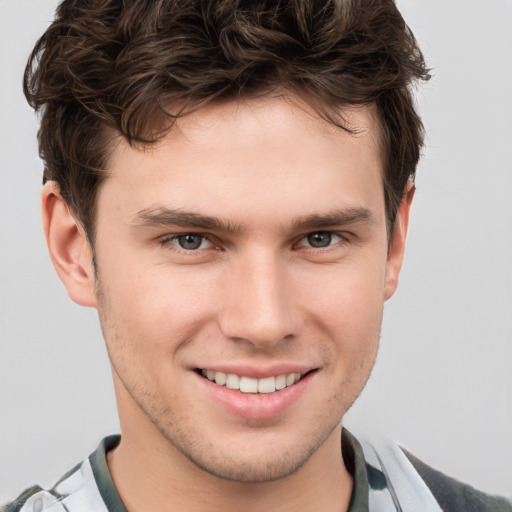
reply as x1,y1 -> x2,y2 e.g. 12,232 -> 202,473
1,0 -> 511,502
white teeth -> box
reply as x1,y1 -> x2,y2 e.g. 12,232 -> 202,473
215,371 -> 226,385
225,373 -> 240,390
258,376 -> 276,394
202,370 -> 305,393
286,373 -> 296,386
275,374 -> 286,390
240,376 -> 258,393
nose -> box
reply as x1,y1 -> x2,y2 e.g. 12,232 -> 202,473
218,250 -> 302,348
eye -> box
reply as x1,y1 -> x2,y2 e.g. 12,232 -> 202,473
164,234 -> 214,251
298,231 -> 344,249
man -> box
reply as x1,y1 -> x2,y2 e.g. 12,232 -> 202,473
2,0 -> 511,511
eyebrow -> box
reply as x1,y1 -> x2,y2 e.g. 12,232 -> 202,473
290,207 -> 376,231
132,206 -> 375,233
133,207 -> 241,233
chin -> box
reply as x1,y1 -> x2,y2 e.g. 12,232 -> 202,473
154,414 -> 343,484
180,445 -> 315,483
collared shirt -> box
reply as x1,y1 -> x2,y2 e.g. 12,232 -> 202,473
3,431 -> 511,512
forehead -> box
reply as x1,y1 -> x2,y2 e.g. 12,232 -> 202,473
99,95 -> 385,228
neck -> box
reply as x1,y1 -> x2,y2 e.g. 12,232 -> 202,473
108,424 -> 353,512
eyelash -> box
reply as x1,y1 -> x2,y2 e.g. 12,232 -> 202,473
159,231 -> 348,253
159,233 -> 216,252
295,231 -> 346,250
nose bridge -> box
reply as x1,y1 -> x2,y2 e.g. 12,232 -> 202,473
219,247 -> 299,347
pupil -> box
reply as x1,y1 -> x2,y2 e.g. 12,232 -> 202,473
308,232 -> 331,248
179,234 -> 202,250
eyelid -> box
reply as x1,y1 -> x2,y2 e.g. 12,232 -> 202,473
294,231 -> 348,249
159,233 -> 216,251
157,229 -> 350,252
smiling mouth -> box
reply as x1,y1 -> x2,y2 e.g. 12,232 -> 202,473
198,369 -> 312,394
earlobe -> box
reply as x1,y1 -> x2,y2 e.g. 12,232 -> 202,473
384,183 -> 415,301
42,182 -> 97,308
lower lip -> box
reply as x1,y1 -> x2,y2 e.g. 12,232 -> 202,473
196,372 -> 314,420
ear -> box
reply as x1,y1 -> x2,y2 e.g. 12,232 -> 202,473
384,182 -> 415,300
42,182 -> 97,308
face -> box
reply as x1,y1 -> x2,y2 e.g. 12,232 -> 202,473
81,96 -> 407,482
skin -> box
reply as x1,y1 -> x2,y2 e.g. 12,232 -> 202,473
42,95 -> 412,512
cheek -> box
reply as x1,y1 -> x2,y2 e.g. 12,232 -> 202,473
96,259 -> 221,353
300,259 -> 385,374
303,258 -> 387,330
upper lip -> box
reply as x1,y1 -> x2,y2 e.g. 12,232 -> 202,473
194,364 -> 316,379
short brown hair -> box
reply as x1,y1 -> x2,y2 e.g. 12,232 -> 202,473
24,0 -> 430,241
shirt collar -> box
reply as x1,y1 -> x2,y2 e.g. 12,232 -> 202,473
90,429 -> 375,512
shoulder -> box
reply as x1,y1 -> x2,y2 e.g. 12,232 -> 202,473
1,436 -> 123,512
1,457 -> 108,512
1,486 -> 44,512
402,448 -> 512,512
355,432 -> 512,512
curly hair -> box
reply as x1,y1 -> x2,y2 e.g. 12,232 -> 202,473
24,0 -> 430,241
